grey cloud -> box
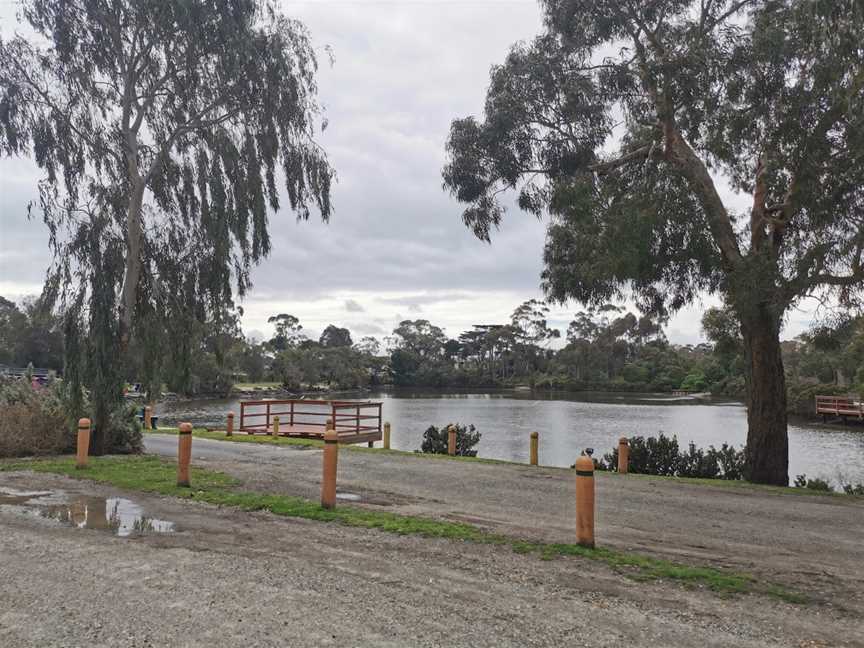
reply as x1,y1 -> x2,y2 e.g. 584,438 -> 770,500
0,4 -> 814,344
344,299 -> 365,312
352,322 -> 386,336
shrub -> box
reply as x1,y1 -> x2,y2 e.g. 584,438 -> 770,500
793,474 -> 832,492
599,433 -> 745,480
842,483 -> 864,496
0,378 -> 73,457
419,423 -> 481,457
0,377 -> 142,457
106,402 -> 144,454
679,372 -> 707,392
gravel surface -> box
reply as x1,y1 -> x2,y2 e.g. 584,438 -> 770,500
145,433 -> 864,617
1,470 -> 861,647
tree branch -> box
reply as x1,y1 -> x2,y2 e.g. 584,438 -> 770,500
588,144 -> 661,174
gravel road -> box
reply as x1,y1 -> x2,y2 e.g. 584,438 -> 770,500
145,433 -> 864,617
1,469 -> 861,648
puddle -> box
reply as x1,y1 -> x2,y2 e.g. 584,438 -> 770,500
0,488 -> 54,506
336,492 -> 362,502
0,488 -> 176,536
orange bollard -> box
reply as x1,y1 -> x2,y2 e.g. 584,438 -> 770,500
177,422 -> 192,487
76,418 -> 91,469
321,420 -> 338,509
226,411 -> 234,437
447,425 -> 457,456
530,431 -> 539,466
144,405 -> 153,431
272,416 -> 280,437
575,455 -> 595,548
618,437 -> 630,474
383,421 -> 391,450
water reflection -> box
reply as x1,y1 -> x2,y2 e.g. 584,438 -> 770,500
0,488 -> 175,536
158,390 -> 864,483
40,496 -> 176,536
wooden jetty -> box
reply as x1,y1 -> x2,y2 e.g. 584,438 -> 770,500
815,395 -> 864,423
239,399 -> 383,445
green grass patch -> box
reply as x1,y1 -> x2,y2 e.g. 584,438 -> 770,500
1,455 -> 807,602
1,455 -> 238,497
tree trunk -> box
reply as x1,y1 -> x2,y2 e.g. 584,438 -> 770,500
119,183 -> 145,349
740,308 -> 789,485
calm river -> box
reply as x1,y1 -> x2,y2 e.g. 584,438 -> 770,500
157,390 -> 864,486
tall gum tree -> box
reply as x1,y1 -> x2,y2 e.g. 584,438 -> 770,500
442,0 -> 864,484
0,0 -> 333,452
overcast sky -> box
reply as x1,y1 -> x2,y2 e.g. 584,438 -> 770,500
0,0 -> 818,345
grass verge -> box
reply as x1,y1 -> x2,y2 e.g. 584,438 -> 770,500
1,455 -> 807,603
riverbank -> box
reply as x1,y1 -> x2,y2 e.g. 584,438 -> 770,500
153,389 -> 864,486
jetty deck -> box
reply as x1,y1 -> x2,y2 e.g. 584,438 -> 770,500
815,395 -> 864,422
239,398 -> 383,445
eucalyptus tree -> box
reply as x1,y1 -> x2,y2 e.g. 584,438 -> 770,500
442,0 -> 864,484
319,324 -> 353,348
0,0 -> 333,452
268,314 -> 306,351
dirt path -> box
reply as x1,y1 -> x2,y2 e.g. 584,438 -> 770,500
1,469 -> 861,647
145,434 -> 864,618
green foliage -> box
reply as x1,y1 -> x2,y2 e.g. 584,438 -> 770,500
0,377 -> 141,456
419,423 -> 481,457
600,434 -> 745,481
267,314 -> 305,351
442,0 -> 864,485
0,0 -> 332,452
840,482 -> 864,496
793,475 -> 832,492
0,378 -> 72,457
319,325 -> 353,348
0,296 -> 63,371
679,372 -> 707,392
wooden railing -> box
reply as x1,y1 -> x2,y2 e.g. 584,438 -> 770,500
239,399 -> 383,440
815,395 -> 864,420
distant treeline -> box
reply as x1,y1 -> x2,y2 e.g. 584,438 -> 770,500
2,295 -> 862,417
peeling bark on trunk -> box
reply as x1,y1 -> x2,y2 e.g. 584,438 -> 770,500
741,308 -> 789,486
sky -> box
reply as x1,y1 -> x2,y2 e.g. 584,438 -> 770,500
0,0 -> 819,346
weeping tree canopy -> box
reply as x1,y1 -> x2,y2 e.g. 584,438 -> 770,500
443,0 -> 864,484
0,0 -> 333,452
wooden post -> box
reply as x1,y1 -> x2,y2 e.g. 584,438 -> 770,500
290,401 -> 295,426
226,411 -> 234,437
177,422 -> 192,487
617,437 -> 629,474
383,422 -> 391,450
76,418 -> 91,469
144,405 -> 153,431
265,402 -> 271,435
321,419 -> 338,509
530,431 -> 539,466
272,416 -> 280,437
575,455 -> 595,548
447,425 -> 457,456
